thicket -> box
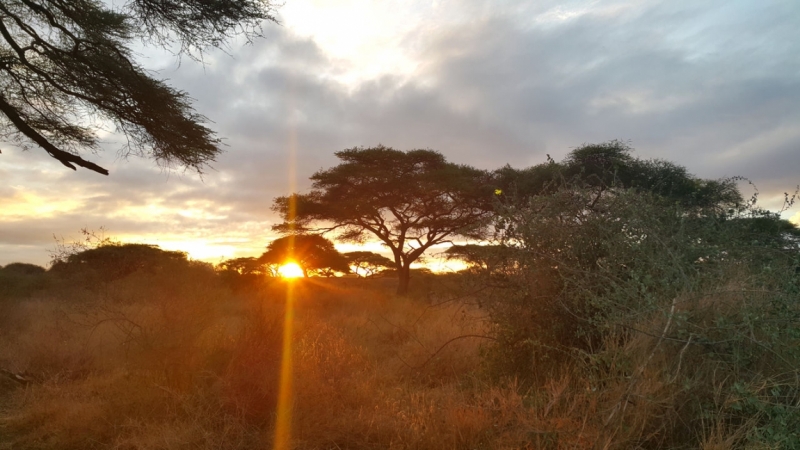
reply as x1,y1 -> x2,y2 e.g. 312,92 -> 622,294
466,144 -> 800,448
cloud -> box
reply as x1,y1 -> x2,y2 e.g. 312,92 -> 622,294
2,0 -> 798,266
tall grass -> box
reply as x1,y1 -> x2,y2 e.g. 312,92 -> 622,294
1,267 -> 545,449
3,231 -> 796,449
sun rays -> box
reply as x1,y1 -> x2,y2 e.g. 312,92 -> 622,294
278,262 -> 305,279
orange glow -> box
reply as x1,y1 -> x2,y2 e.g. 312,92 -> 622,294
278,262 -> 304,279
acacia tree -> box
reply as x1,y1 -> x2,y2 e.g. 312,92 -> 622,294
258,234 -> 349,278
217,256 -> 275,277
0,0 -> 276,175
344,251 -> 394,278
273,146 -> 495,295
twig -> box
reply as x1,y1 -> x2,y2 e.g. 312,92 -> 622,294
670,335 -> 693,384
412,334 -> 497,370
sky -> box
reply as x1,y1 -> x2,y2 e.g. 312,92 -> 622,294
1,0 -> 799,268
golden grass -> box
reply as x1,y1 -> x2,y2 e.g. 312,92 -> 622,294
0,270 -> 768,449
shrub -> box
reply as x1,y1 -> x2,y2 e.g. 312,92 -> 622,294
0,262 -> 49,303
50,243 -> 191,281
478,162 -> 800,447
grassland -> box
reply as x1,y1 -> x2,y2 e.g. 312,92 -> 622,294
1,258 -> 798,449
0,268 -> 535,449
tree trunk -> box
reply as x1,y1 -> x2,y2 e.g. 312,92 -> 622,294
396,264 -> 411,296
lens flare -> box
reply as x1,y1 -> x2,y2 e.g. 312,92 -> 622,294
274,83 -> 298,450
278,262 -> 304,279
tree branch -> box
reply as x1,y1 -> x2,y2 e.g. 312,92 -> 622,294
0,94 -> 109,175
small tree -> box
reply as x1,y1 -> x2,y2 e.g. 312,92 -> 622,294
258,234 -> 349,277
344,251 -> 393,278
273,146 -> 495,294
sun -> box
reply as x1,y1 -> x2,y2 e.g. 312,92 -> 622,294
278,262 -> 305,279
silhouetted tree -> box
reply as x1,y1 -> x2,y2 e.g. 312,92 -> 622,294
344,251 -> 393,278
217,256 -> 274,276
0,262 -> 46,275
444,244 -> 511,276
0,0 -> 277,174
216,256 -> 275,290
273,146 -> 495,294
50,242 -> 188,280
258,234 -> 349,277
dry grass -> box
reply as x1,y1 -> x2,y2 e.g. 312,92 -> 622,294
1,268 -> 782,449
1,271 -> 518,449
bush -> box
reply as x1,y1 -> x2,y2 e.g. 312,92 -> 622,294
50,243 -> 192,282
1,263 -> 46,276
478,165 -> 800,447
0,263 -> 49,302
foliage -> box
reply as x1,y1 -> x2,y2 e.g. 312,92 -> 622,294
0,262 -> 45,275
50,242 -> 191,281
476,146 -> 800,447
444,244 -> 512,276
217,256 -> 274,276
0,262 -> 49,301
215,256 -> 275,290
0,0 -> 277,174
273,145 -> 495,294
258,234 -> 349,277
49,227 -> 114,266
344,251 -> 393,277
494,140 -> 743,210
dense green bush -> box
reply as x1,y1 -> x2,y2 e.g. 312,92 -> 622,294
476,144 -> 800,448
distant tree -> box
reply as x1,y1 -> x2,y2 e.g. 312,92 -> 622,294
272,146 -> 495,294
444,244 -> 511,275
0,262 -> 49,299
344,251 -> 393,278
0,262 -> 46,275
0,0 -> 277,175
258,234 -> 349,277
217,256 -> 275,277
216,256 -> 275,290
50,242 -> 188,280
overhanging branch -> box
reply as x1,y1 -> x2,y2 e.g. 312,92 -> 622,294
0,95 -> 109,175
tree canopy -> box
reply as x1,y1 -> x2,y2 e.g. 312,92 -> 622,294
50,242 -> 189,280
0,0 -> 276,175
0,262 -> 46,275
258,234 -> 350,277
494,141 -> 742,211
272,146 -> 495,294
217,256 -> 273,277
344,251 -> 394,278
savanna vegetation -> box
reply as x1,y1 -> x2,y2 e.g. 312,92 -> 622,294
2,142 -> 799,449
